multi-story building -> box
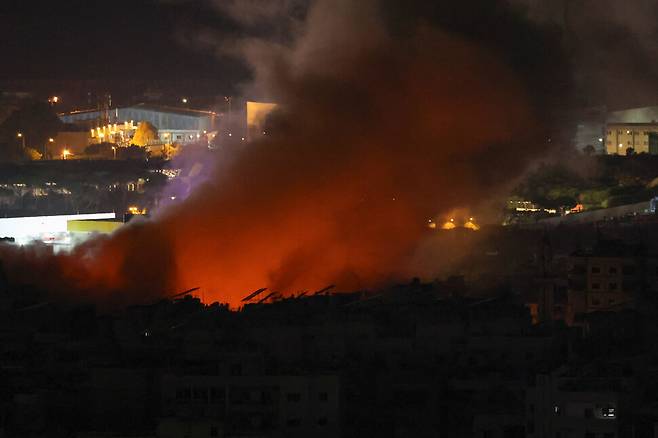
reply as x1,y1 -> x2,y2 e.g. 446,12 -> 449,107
59,103 -> 218,146
605,123 -> 658,155
526,368 -> 624,438
567,240 -> 644,324
160,374 -> 340,438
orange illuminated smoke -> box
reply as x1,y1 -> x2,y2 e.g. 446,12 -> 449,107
0,2 -> 546,309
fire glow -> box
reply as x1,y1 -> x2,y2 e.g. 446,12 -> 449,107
0,1 -> 549,308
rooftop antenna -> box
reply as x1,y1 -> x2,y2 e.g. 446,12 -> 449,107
169,287 -> 200,300
257,291 -> 276,304
313,284 -> 335,296
241,288 -> 267,302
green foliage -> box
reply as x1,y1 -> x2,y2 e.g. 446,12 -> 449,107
118,145 -> 148,161
578,188 -> 609,208
515,155 -> 658,211
85,142 -> 117,159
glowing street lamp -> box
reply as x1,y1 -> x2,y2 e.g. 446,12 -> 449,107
111,146 -> 117,160
16,132 -> 25,149
181,97 -> 188,104
44,138 -> 54,160
62,149 -> 71,160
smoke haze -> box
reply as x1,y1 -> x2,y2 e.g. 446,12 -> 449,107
511,0 -> 658,108
0,0 -> 567,307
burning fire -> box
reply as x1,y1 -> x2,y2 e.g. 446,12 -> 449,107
0,1 -> 548,309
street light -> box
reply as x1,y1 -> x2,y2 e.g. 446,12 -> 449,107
44,138 -> 54,160
62,149 -> 70,160
16,132 -> 25,150
225,96 -> 232,125
111,146 -> 117,160
181,97 -> 188,104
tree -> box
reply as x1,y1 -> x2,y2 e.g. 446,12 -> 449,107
85,142 -> 117,159
131,121 -> 158,146
0,100 -> 62,162
118,145 -> 148,161
25,147 -> 42,161
583,144 -> 596,156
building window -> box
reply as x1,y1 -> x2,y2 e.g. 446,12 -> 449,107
286,392 -> 301,402
287,418 -> 301,427
176,387 -> 192,400
592,282 -> 601,290
609,267 -> 618,274
591,266 -> 601,274
193,387 -> 208,401
601,406 -> 616,418
210,387 -> 225,402
592,298 -> 601,306
317,417 -> 328,426
210,426 -> 218,437
609,283 -> 618,290
319,392 -> 329,402
554,405 -> 561,415
585,433 -> 595,438
230,364 -> 242,376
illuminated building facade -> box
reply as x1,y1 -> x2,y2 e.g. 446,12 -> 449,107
59,103 -> 218,146
604,123 -> 658,155
526,372 -> 619,438
246,101 -> 278,140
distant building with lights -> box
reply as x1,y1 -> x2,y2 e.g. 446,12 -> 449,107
604,122 -> 658,155
49,124 -> 90,158
246,101 -> 278,140
573,105 -> 658,154
58,103 -> 218,147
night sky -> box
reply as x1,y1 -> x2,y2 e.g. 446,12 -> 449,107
3,0 -> 658,109
0,0 -> 242,82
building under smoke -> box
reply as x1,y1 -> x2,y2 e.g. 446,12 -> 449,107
58,103 -> 218,148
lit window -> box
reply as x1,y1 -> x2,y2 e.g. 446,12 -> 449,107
601,406 -> 616,418
286,393 -> 301,402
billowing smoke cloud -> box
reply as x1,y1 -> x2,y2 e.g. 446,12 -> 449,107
0,0 -> 566,307
511,0 -> 658,108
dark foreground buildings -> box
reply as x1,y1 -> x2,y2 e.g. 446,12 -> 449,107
3,226 -> 658,437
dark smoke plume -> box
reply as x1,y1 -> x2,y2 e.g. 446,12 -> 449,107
0,0 -> 568,307
511,0 -> 658,108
